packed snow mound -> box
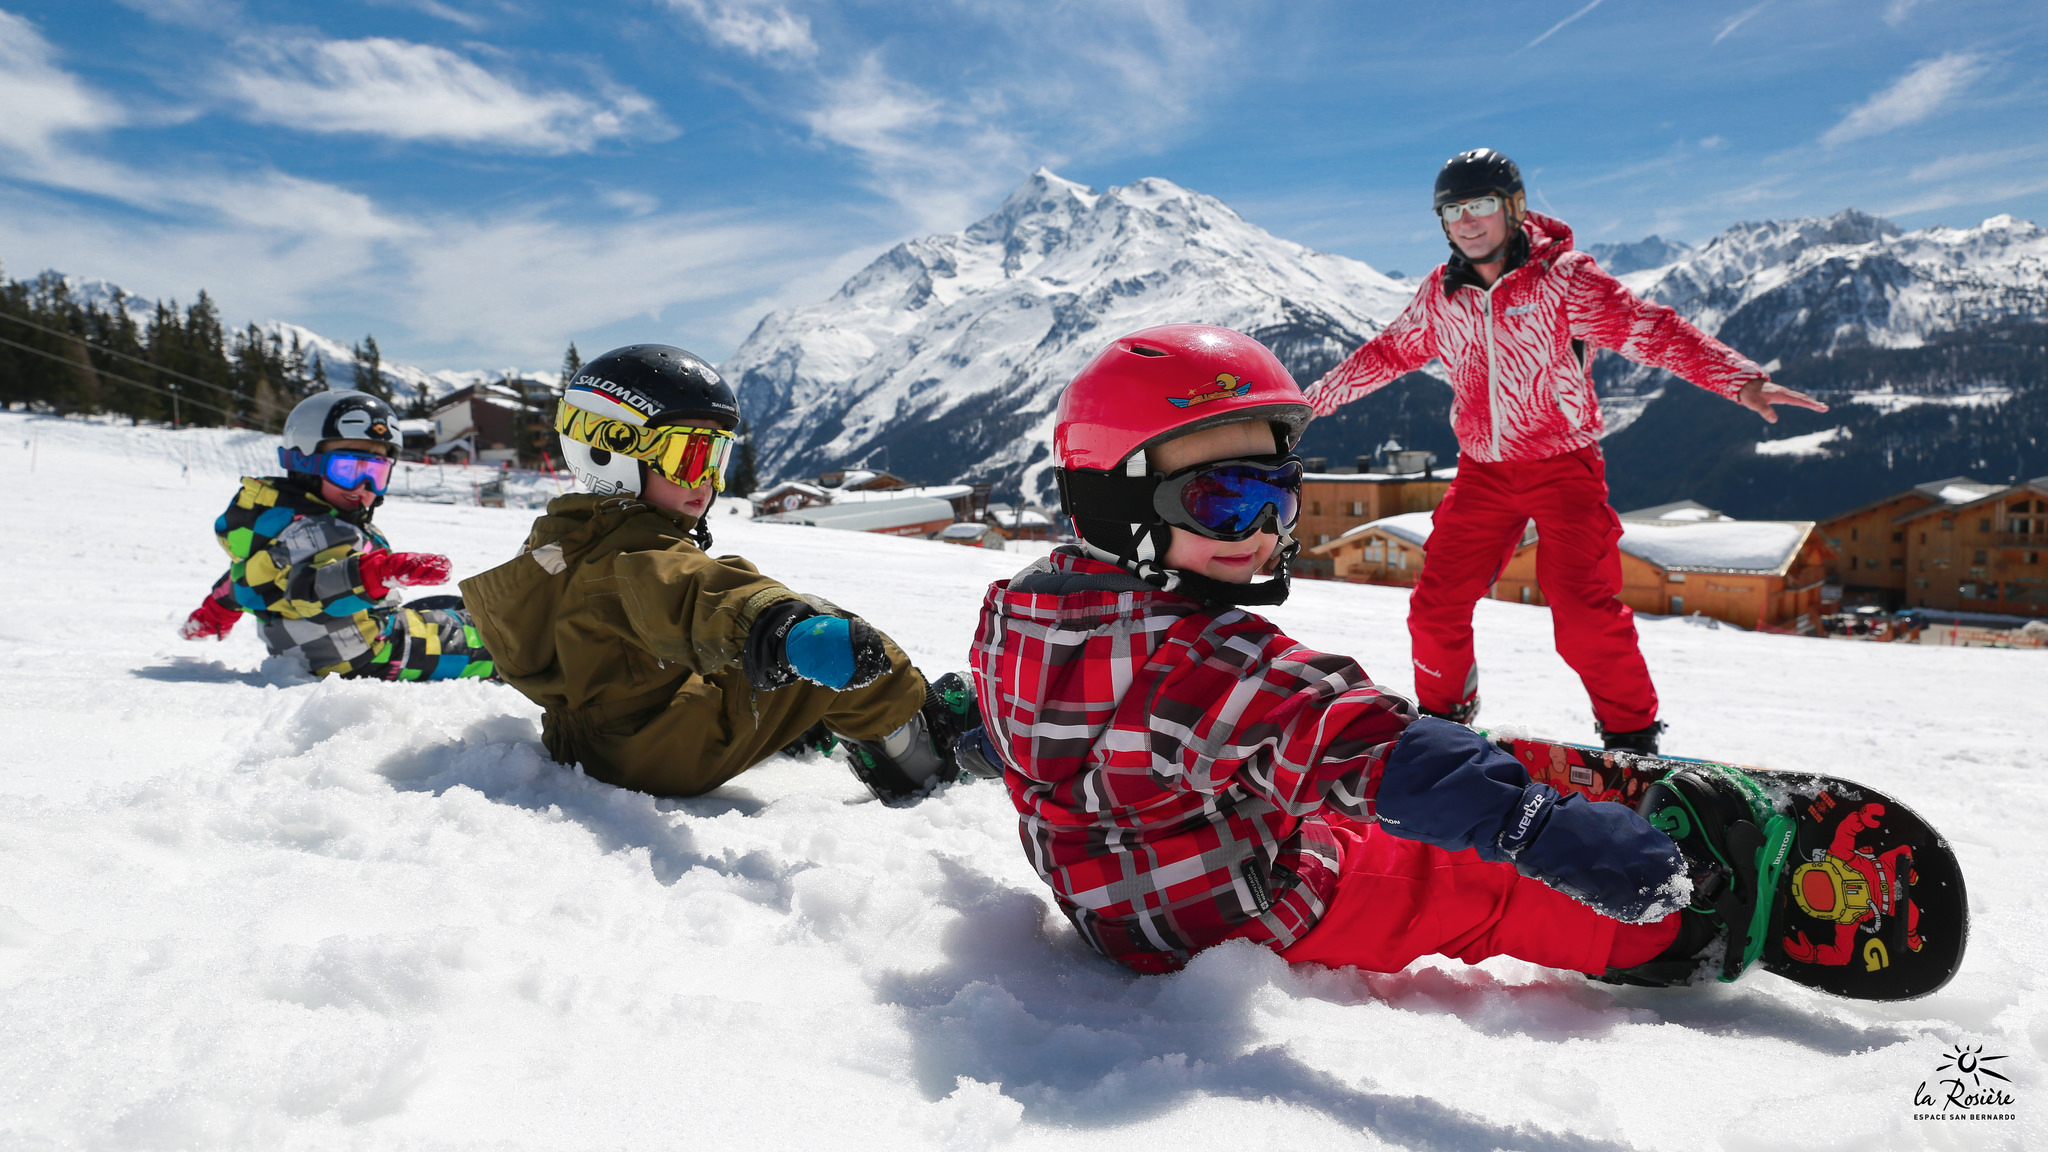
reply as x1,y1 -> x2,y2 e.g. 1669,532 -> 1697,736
4,411 -> 2043,1150
724,168 -> 1414,499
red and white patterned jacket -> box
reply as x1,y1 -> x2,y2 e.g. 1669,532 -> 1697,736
1310,212 -> 1766,464
970,549 -> 1415,971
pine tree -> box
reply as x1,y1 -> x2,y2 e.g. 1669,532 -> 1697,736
312,352 -> 329,390
351,334 -> 385,399
729,419 -> 759,498
559,341 -> 582,389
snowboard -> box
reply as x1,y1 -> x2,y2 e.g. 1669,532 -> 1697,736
1482,733 -> 1968,1001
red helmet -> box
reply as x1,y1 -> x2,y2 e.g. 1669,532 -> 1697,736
1055,324 -> 1310,471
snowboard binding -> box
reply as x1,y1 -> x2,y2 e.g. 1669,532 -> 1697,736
842,672 -> 985,804
1601,763 -> 1796,988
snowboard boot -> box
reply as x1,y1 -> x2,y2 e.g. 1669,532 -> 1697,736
1419,694 -> 1480,726
1600,763 -> 1795,987
953,725 -> 1006,780
841,672 -> 985,804
1599,720 -> 1665,756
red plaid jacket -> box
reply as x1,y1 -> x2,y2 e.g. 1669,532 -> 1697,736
1309,212 -> 1765,463
971,550 -> 1416,971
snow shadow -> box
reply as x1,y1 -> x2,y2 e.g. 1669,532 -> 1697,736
870,858 -> 1632,1152
1597,984 -> 1919,1054
130,657 -> 273,687
372,724 -> 797,901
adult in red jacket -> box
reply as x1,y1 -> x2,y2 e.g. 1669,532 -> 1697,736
1311,150 -> 1826,751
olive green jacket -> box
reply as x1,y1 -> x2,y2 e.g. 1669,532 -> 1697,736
459,494 -> 801,725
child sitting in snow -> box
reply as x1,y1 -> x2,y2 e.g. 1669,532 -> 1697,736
969,324 -> 1757,984
181,390 -> 496,682
457,344 -> 983,802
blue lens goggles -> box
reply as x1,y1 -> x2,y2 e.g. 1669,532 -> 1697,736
280,447 -> 397,494
1152,456 -> 1302,541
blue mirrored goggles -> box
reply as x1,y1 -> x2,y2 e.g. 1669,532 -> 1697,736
280,447 -> 397,494
1152,456 -> 1302,541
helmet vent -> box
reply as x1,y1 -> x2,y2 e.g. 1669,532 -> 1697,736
1128,345 -> 1167,357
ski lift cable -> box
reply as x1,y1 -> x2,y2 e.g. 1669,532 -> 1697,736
0,309 -> 294,404
0,332 -> 280,431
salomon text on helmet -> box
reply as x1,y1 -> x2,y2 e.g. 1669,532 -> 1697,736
556,344 -> 740,497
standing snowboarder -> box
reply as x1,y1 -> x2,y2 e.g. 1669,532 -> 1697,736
1310,149 -> 1827,752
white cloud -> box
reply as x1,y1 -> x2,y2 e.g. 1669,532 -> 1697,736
1884,0 -> 1923,26
664,0 -> 816,59
1713,2 -> 1771,46
217,37 -> 667,153
1518,0 -> 1605,54
1820,52 -> 1988,147
0,12 -> 126,161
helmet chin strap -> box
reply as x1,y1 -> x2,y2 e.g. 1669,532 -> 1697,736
1078,525 -> 1298,609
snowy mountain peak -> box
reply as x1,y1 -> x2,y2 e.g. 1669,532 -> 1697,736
724,169 -> 1412,496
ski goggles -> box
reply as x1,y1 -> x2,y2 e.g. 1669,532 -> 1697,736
280,447 -> 397,494
555,402 -> 736,490
1439,195 -> 1503,223
1153,456 -> 1303,541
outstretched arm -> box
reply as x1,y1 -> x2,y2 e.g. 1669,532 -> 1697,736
1568,257 -> 1828,423
1308,285 -> 1438,417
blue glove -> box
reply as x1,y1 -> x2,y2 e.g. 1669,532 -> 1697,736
784,615 -> 858,689
1375,718 -> 1685,922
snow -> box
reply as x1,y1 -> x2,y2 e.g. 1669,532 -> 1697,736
1754,426 -> 1850,457
1618,520 -> 1812,573
3,411 -> 2045,1151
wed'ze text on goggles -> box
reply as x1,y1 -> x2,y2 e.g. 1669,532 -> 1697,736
555,402 -> 736,490
280,448 -> 397,494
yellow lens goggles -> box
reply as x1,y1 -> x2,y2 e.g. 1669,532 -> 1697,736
556,403 -> 737,491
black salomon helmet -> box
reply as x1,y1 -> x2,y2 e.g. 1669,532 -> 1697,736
558,344 -> 739,496
1433,148 -> 1523,211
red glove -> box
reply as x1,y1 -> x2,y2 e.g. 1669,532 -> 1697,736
180,579 -> 243,641
358,551 -> 453,599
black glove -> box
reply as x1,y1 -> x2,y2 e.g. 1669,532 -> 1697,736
1374,719 -> 1687,922
742,599 -> 890,692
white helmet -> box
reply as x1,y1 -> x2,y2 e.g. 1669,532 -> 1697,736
281,390 -> 400,456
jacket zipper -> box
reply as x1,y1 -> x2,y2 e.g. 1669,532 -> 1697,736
1483,282 -> 1501,459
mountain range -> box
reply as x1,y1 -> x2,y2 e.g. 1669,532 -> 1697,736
723,171 -> 2048,518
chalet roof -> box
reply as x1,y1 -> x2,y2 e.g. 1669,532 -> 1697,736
828,484 -> 974,504
1310,511 -> 1437,554
1302,468 -> 1459,484
755,496 -> 955,533
1820,476 -> 1995,525
989,506 -> 1052,527
753,481 -> 831,502
938,522 -> 998,539
1616,520 -> 1822,576
1619,500 -> 1731,523
1894,478 -> 2048,521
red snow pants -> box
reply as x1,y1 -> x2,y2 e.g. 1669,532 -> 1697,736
1280,818 -> 1677,974
1408,445 -> 1659,732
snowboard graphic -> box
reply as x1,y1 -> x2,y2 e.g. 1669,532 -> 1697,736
1483,733 -> 1967,1001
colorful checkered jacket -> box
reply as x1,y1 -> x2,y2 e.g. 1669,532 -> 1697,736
970,549 -> 1417,972
1309,211 -> 1766,464
213,477 -> 492,680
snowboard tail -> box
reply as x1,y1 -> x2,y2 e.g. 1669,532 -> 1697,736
1483,734 -> 1967,1001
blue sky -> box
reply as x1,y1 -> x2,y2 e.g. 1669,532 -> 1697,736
2,0 -> 2043,372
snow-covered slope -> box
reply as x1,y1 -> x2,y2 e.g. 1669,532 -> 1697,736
1620,210 -> 2048,355
724,169 -> 1415,499
2,411 -> 2043,1150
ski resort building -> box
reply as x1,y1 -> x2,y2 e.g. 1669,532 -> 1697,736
1306,505 -> 1837,633
1292,465 -> 1454,554
1819,477 -> 2048,616
427,380 -> 552,467
753,496 -> 957,538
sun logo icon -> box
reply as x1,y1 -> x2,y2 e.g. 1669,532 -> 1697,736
1935,1043 -> 2012,1088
